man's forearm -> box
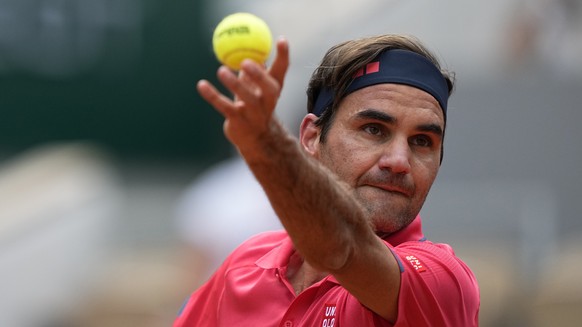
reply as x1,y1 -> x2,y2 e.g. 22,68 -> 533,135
239,118 -> 371,271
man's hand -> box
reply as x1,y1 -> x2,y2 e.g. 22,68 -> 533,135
196,37 -> 289,153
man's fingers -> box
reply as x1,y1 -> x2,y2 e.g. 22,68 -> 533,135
237,38 -> 289,109
269,37 -> 290,88
217,65 -> 262,109
197,38 -> 290,122
196,79 -> 236,117
240,60 -> 280,104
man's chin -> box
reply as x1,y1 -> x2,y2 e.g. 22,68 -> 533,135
366,205 -> 417,232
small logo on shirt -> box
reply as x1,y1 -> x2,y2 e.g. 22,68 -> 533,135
322,304 -> 336,327
405,255 -> 427,272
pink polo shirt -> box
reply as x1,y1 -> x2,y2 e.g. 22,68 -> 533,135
174,216 -> 480,326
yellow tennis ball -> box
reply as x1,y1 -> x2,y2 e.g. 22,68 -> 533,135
212,13 -> 273,71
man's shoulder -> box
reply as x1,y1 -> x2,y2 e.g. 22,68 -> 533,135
392,240 -> 462,265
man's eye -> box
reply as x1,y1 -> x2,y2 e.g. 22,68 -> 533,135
411,135 -> 432,147
363,125 -> 381,135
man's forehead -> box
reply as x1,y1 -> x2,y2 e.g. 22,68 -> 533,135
345,83 -> 444,120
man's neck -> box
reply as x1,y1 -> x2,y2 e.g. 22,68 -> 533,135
286,252 -> 328,295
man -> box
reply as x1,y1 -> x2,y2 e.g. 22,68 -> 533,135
175,34 -> 480,326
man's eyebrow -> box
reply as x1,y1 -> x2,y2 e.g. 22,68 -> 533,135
355,109 -> 396,123
417,123 -> 443,137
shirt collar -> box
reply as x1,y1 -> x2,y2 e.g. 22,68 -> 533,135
255,233 -> 295,269
384,214 -> 425,245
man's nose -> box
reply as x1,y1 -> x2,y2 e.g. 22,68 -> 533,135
377,137 -> 411,174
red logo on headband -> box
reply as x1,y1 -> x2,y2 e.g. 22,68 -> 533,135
353,61 -> 380,78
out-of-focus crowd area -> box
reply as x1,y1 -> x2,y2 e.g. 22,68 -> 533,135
1,0 -> 582,326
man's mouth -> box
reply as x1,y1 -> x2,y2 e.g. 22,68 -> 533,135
366,183 -> 411,197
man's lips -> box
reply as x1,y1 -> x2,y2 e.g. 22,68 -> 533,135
364,183 -> 412,197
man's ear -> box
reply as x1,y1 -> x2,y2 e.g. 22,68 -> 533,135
299,114 -> 321,156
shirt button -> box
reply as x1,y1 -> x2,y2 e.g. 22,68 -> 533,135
283,320 -> 293,327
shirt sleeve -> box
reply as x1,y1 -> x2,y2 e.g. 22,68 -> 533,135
172,231 -> 286,327
389,241 -> 480,327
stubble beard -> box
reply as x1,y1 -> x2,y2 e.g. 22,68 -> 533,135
356,189 -> 425,235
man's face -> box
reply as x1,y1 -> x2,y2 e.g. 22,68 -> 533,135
306,83 -> 445,234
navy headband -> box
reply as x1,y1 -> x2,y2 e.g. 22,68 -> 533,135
312,49 -> 450,117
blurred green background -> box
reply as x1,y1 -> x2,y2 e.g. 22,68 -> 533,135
0,0 -> 229,164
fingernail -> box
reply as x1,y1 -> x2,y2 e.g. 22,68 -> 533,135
218,65 -> 230,74
217,65 -> 233,79
241,59 -> 258,74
